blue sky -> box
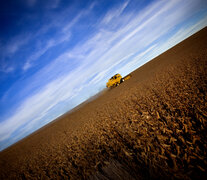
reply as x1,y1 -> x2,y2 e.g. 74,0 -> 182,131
0,0 -> 207,151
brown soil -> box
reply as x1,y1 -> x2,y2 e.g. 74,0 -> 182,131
0,27 -> 207,180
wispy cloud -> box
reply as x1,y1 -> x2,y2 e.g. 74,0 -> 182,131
23,32 -> 71,71
164,15 -> 207,49
0,35 -> 31,73
21,2 -> 95,71
1,34 -> 31,55
101,0 -> 129,25
0,66 -> 15,73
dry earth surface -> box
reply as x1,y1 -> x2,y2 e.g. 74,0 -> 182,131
0,27 -> 207,180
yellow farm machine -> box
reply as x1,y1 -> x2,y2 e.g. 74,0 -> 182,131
106,73 -> 131,88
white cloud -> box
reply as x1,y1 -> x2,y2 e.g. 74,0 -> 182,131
23,32 -> 71,71
116,44 -> 158,76
101,0 -> 129,25
63,2 -> 97,33
3,35 -> 31,55
62,13 -> 83,33
149,14 -> 207,60
0,66 -> 15,73
0,69 -> 80,141
21,2 -> 96,71
165,15 -> 207,48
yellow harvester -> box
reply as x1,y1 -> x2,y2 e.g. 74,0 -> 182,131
106,73 -> 131,88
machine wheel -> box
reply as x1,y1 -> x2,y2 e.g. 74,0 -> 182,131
120,78 -> 124,83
